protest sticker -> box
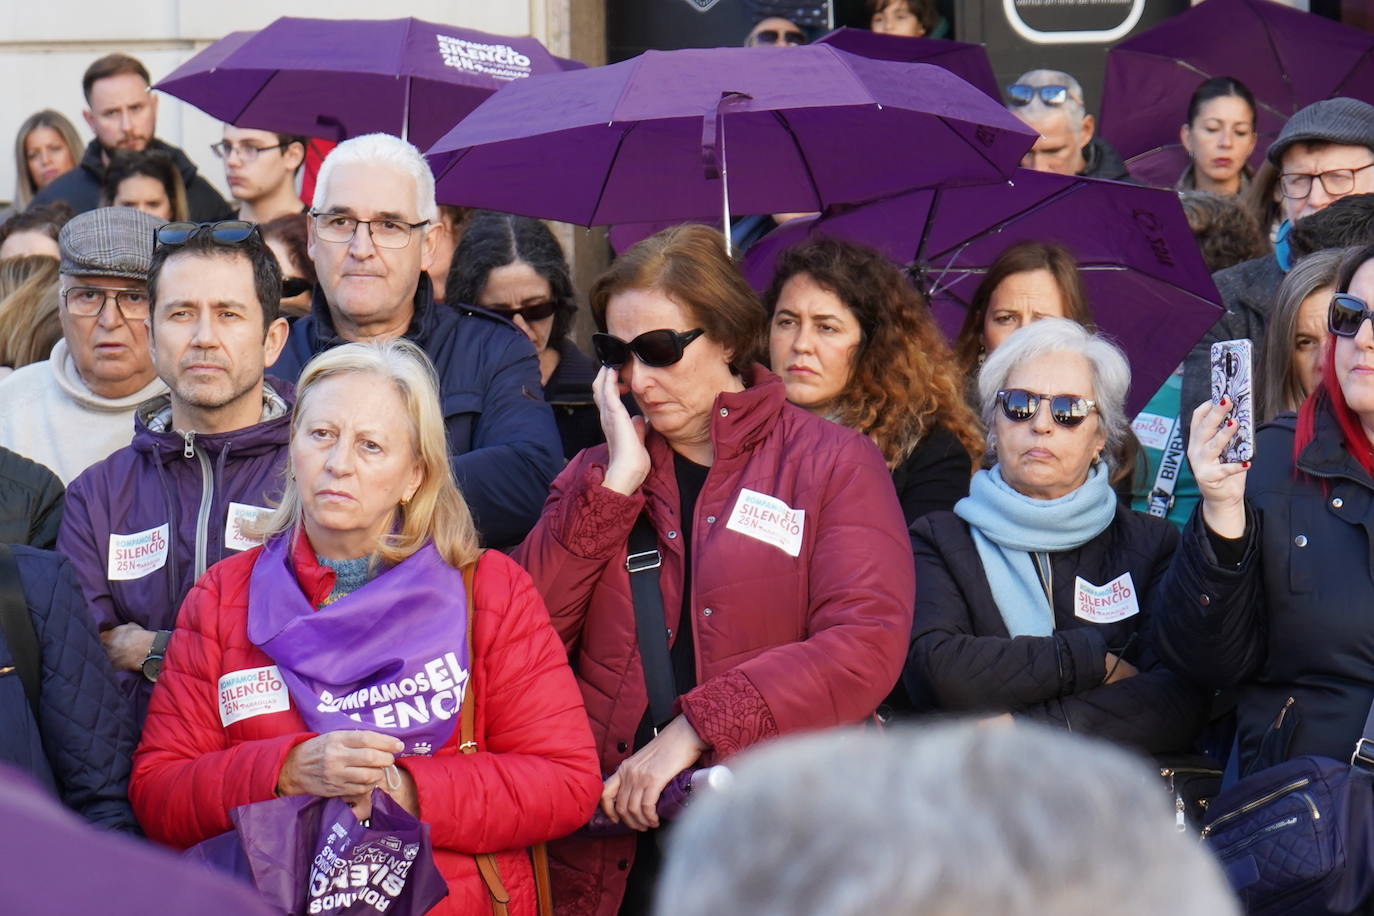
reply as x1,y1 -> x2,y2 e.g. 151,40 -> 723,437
725,488 -> 805,557
1073,572 -> 1140,624
107,524 -> 170,581
219,665 -> 291,726
225,502 -> 272,552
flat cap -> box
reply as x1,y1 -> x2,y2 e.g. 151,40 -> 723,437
1268,97 -> 1374,166
58,207 -> 163,281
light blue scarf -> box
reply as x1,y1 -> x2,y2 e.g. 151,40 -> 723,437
952,463 -> 1117,637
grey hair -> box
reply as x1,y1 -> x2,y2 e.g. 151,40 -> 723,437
311,132 -> 438,223
977,318 -> 1130,468
1009,68 -> 1088,136
655,722 -> 1239,916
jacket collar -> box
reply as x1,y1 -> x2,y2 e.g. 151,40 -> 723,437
544,338 -> 598,403
644,364 -> 785,470
304,273 -> 438,351
1296,398 -> 1374,488
79,137 -> 200,184
131,379 -> 295,464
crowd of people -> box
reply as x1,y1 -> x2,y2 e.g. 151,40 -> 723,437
2,5 -> 1374,914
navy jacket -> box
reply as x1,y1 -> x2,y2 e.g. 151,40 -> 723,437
273,276 -> 562,548
0,446 -> 64,549
906,504 -> 1208,753
1158,409 -> 1374,772
58,385 -> 292,723
0,546 -> 137,831
31,138 -> 233,221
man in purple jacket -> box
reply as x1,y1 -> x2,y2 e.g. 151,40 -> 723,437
57,222 -> 291,724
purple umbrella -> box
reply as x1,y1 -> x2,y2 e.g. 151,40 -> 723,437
740,169 -> 1222,416
814,27 -> 1000,101
156,16 -> 580,151
1100,0 -> 1374,186
426,45 -> 1036,249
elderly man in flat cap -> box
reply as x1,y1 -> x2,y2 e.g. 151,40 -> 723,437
0,207 -> 167,482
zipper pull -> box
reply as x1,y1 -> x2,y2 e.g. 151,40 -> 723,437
1273,696 -> 1296,730
182,430 -> 196,459
1176,795 -> 1187,832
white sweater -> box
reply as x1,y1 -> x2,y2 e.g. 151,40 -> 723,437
0,340 -> 167,483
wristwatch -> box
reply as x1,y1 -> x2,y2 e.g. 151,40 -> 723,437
141,630 -> 172,683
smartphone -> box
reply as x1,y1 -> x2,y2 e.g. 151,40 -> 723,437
1210,338 -> 1254,464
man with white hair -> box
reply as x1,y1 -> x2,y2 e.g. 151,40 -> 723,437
1007,69 -> 1132,181
270,133 -> 562,548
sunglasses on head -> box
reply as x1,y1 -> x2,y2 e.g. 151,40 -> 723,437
486,300 -> 558,323
997,388 -> 1097,428
592,328 -> 704,369
753,28 -> 806,45
1330,293 -> 1374,338
155,219 -> 260,248
1006,84 -> 1078,107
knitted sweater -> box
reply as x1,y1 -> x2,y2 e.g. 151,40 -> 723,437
0,340 -> 167,483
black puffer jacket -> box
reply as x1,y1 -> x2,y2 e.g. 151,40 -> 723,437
1157,409 -> 1374,772
0,446 -> 63,549
905,503 -> 1208,753
0,547 -> 137,831
30,138 -> 233,221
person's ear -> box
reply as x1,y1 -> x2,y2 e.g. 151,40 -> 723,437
1179,122 -> 1193,155
1079,113 -> 1095,147
261,316 -> 290,369
147,91 -> 159,124
418,222 -> 440,273
306,216 -> 318,263
82,107 -> 96,135
283,141 -> 306,174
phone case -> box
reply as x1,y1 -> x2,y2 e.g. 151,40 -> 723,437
1210,339 -> 1254,464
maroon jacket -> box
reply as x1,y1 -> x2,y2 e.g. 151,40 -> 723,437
514,367 -> 914,916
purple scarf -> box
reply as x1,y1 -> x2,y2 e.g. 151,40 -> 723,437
247,533 -> 470,756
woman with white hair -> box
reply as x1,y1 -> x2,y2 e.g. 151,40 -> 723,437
131,339 -> 601,916
903,319 -> 1206,751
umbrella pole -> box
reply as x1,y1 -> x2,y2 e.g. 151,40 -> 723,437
720,115 -> 732,257
401,77 -> 411,144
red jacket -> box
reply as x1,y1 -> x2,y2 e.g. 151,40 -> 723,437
131,541 -> 602,916
514,368 -> 914,916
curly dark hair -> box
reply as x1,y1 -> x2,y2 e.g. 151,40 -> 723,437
763,237 -> 983,469
1179,191 -> 1270,273
445,210 -> 577,348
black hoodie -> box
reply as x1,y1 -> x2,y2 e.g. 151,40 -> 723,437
29,137 -> 233,220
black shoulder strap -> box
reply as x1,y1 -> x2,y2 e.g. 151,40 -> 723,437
628,513 -> 677,730
0,545 -> 40,723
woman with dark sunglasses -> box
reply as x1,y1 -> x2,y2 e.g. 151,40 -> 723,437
446,210 -> 600,460
903,318 -> 1207,753
1160,245 -> 1374,783
513,224 -> 913,916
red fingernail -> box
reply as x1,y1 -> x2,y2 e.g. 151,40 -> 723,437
1220,397 -> 1228,406
1226,419 -> 1233,427
1243,461 -> 1251,468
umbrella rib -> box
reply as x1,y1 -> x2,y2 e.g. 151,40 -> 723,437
923,182 -> 1081,264
1256,9 -> 1297,114
589,122 -> 637,226
767,110 -> 825,210
932,114 -> 1004,176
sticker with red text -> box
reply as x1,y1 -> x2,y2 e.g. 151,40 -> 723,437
1074,573 -> 1140,624
218,665 -> 290,726
224,502 -> 272,552
725,488 -> 805,557
107,524 -> 169,581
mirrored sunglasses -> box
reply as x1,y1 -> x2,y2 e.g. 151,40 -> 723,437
997,388 -> 1097,428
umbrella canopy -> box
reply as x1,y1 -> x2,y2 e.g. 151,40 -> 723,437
814,27 -> 1000,101
426,45 -> 1037,229
739,169 -> 1222,417
1100,0 -> 1374,185
156,16 -> 579,150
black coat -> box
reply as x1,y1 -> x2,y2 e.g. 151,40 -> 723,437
905,503 -> 1208,753
30,138 -> 233,222
0,547 -> 137,831
1157,409 -> 1374,771
544,338 -> 602,461
891,423 -> 972,529
0,446 -> 63,549
1079,136 -> 1134,182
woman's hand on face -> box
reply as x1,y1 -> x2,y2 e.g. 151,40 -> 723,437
276,730 -> 405,800
595,365 -> 651,496
1187,398 -> 1248,539
599,716 -> 708,832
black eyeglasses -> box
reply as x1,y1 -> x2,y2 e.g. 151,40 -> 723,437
1329,293 -> 1374,338
752,29 -> 805,46
592,328 -> 704,369
996,388 -> 1097,428
1006,84 -> 1081,108
155,220 -> 260,248
1280,162 -> 1374,200
209,141 -> 284,162
485,300 -> 558,323
281,277 -> 312,299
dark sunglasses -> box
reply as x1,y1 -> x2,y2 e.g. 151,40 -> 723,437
281,277 -> 312,299
486,300 -> 558,323
753,28 -> 806,45
1329,293 -> 1374,338
155,219 -> 260,248
592,328 -> 704,369
1006,84 -> 1079,107
997,388 -> 1097,428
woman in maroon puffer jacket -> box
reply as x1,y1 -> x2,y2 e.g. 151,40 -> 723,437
514,225 -> 914,916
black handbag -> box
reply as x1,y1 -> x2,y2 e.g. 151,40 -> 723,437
1200,698 -> 1374,915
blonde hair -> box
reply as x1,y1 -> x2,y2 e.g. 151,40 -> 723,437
0,256 -> 61,369
13,110 -> 83,209
258,339 -> 480,569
